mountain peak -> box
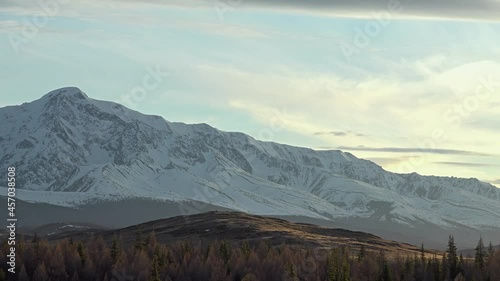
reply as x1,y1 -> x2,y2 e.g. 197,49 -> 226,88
42,87 -> 90,103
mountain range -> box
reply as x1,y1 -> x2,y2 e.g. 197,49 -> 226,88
1,87 -> 499,249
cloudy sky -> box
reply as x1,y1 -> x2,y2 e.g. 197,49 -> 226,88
1,0 -> 499,187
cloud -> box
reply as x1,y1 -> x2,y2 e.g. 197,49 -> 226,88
230,0 -> 500,21
313,130 -> 366,137
328,146 -> 493,156
4,0 -> 500,21
366,156 -> 411,166
465,117 -> 500,133
492,179 -> 500,184
433,162 -> 500,167
42,0 -> 500,21
0,20 -> 23,34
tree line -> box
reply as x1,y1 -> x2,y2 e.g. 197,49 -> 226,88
0,232 -> 498,281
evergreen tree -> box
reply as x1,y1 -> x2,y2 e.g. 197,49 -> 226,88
242,240 -> 251,260
432,256 -> 441,280
446,235 -> 458,279
135,231 -> 145,251
48,244 -> 69,281
150,253 -> 161,281
441,253 -> 448,281
327,252 -> 338,281
341,254 -> 351,281
474,236 -> 485,268
219,240 -> 230,264
420,243 -> 425,263
111,235 -> 121,264
403,256 -> 413,278
487,241 -> 495,257
77,242 -> 86,266
458,253 -> 464,275
380,259 -> 391,281
33,262 -> 49,281
357,245 -> 365,262
33,232 -> 41,265
204,244 -> 211,262
148,231 -> 158,249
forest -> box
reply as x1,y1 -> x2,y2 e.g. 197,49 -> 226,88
0,232 -> 498,281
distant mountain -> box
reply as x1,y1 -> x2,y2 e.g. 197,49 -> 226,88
1,87 -> 499,248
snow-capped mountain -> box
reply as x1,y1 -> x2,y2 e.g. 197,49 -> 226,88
1,87 -> 500,231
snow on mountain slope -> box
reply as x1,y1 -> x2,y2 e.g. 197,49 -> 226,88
1,87 -> 499,230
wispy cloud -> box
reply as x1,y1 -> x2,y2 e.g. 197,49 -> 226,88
367,156 -> 411,166
6,0 -> 500,21
329,146 -> 493,156
0,20 -> 25,34
226,0 -> 500,21
434,161 -> 500,167
313,130 -> 366,137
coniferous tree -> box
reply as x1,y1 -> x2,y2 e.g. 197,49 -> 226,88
2,229 -> 500,281
204,244 -> 211,262
148,231 -> 158,247
111,235 -> 121,264
474,236 -> 485,268
380,259 -> 392,281
357,245 -> 365,262
420,243 -> 425,263
242,240 -> 251,260
441,252 -> 448,281
327,252 -> 338,281
219,240 -> 231,265
487,241 -> 495,258
32,232 -> 40,265
150,253 -> 161,281
403,255 -> 412,279
458,253 -> 464,275
32,262 -> 49,281
82,258 -> 96,281
135,231 -> 145,251
446,235 -> 458,279
48,244 -> 69,281
77,242 -> 86,266
432,256 -> 441,281
341,253 -> 351,281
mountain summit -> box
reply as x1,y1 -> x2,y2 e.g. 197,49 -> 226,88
1,88 -> 499,247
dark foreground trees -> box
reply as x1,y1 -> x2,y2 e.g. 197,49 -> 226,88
0,234 -> 498,281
